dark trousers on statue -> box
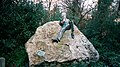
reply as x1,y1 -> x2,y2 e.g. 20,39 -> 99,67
57,23 -> 71,41
52,22 -> 74,43
52,23 -> 71,43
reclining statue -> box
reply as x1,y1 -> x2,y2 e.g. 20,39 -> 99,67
52,13 -> 74,43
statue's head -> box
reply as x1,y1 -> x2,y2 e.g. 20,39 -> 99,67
61,12 -> 66,19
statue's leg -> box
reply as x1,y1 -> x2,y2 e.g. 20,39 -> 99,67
57,23 -> 71,41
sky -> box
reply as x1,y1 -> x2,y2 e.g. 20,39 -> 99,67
41,0 -> 98,12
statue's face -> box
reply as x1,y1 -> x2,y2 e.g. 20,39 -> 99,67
61,13 -> 66,19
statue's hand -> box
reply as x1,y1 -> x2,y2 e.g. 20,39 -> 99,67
59,21 -> 64,26
59,21 -> 63,26
71,33 -> 74,39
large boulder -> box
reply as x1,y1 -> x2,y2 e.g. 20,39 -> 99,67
25,21 -> 99,66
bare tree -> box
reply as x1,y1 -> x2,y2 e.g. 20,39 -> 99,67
60,0 -> 98,28
118,1 -> 120,15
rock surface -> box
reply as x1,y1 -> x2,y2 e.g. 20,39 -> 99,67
25,21 -> 99,66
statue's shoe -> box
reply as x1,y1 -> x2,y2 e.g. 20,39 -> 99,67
52,39 -> 59,43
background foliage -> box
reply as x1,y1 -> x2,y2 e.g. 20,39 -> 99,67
66,0 -> 120,67
0,0 -> 49,66
81,0 -> 120,67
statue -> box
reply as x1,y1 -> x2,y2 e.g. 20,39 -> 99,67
52,13 -> 74,43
